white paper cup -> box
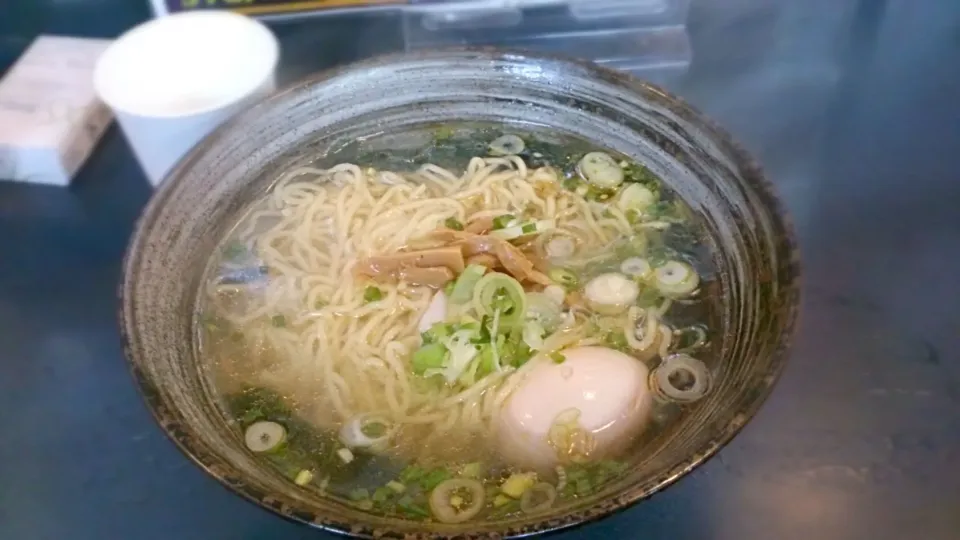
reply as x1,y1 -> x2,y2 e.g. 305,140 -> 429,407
94,12 -> 279,186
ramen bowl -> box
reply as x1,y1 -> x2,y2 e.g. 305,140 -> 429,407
119,49 -> 800,538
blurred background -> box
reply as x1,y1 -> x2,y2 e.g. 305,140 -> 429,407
1,1 -> 959,539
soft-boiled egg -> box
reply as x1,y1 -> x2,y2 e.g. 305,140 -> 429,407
496,346 -> 653,469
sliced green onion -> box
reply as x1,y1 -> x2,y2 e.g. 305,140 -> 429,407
387,480 -> 405,494
651,354 -> 711,403
585,186 -> 615,201
617,183 -> 657,214
620,257 -> 653,280
653,260 -> 699,296
457,355 -> 482,387
362,420 -> 387,438
420,468 -> 452,491
490,219 -> 556,240
615,234 -> 648,259
550,351 -> 566,364
244,421 -> 286,453
673,325 -> 709,353
577,151 -> 624,189
364,286 -> 383,303
337,448 -> 355,463
561,176 -> 581,192
427,329 -> 479,384
520,482 -> 557,514
622,161 -> 660,184
472,272 -> 527,329
399,465 -> 425,484
501,472 -> 537,498
522,320 -> 546,351
397,496 -> 430,518
444,217 -> 464,231
548,268 -> 579,289
421,322 -> 453,344
270,314 -> 286,328
294,469 -> 314,486
488,134 -> 525,156
635,287 -> 661,308
429,478 -> 485,523
544,236 -> 576,259
555,466 -> 568,491
411,342 -> 447,374
542,285 -> 566,306
584,273 -> 640,315
372,486 -> 392,503
525,292 -> 563,331
339,414 -> 395,451
492,214 -> 516,230
604,330 -> 630,351
460,462 -> 482,479
433,126 -> 455,141
473,345 -> 497,379
575,477 -> 592,496
349,488 -> 370,501
448,264 -> 487,304
501,331 -> 533,368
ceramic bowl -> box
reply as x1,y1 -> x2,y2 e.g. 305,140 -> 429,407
119,49 -> 800,538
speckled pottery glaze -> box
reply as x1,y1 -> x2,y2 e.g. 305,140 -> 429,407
119,49 -> 800,538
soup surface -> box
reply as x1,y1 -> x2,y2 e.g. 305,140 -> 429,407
198,125 -> 717,523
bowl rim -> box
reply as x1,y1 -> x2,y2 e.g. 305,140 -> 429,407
118,46 -> 801,538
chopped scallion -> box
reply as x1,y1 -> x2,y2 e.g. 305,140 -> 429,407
294,469 -> 314,486
501,472 -> 537,499
420,468 -> 452,491
448,264 -> 487,304
411,342 -> 447,375
372,486 -> 392,503
271,315 -> 286,328
550,351 -> 566,364
337,448 -> 355,464
548,268 -> 579,289
364,286 -> 383,303
397,496 -> 430,518
472,273 -> 527,329
460,462 -> 482,479
492,214 -> 516,230
422,322 -> 453,344
444,217 -> 464,231
399,465 -> 425,484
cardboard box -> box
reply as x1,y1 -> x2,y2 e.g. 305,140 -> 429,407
0,36 -> 114,185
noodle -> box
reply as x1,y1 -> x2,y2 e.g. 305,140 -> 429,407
205,156 -> 616,445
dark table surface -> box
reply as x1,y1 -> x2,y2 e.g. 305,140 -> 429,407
2,2 -> 959,539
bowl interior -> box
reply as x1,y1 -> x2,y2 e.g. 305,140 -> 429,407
119,49 -> 799,538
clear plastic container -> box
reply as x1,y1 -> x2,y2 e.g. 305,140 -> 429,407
401,0 -> 692,82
